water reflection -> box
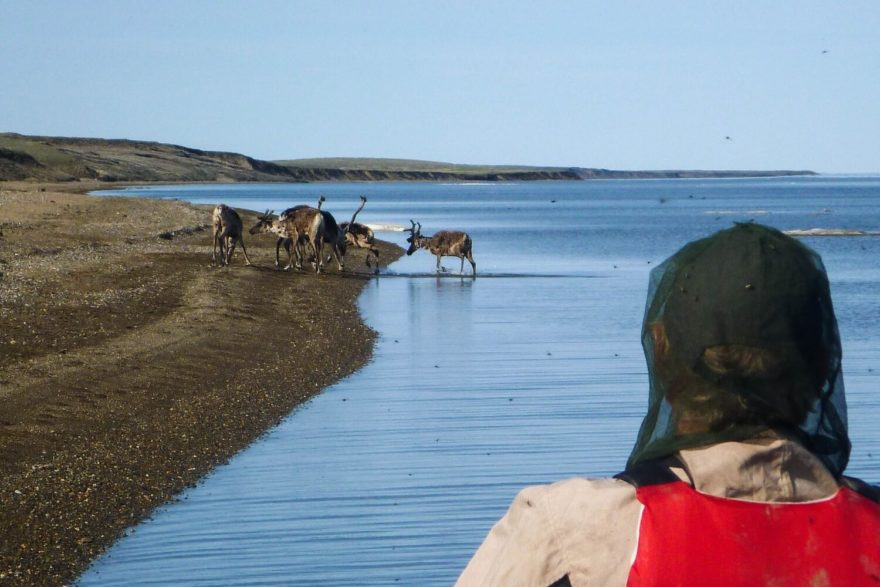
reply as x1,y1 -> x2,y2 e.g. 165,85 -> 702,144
80,266 -> 646,586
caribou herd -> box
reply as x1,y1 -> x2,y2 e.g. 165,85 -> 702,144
211,195 -> 476,276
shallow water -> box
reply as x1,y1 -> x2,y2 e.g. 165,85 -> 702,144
81,178 -> 880,585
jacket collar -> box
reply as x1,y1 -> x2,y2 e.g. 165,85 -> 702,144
675,436 -> 839,501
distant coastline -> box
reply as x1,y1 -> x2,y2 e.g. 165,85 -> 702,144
1,132 -> 817,184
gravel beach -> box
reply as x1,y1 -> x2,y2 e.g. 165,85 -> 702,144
0,182 -> 402,586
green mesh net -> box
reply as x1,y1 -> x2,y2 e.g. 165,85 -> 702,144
627,223 -> 850,477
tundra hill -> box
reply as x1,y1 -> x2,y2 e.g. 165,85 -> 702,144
0,133 -> 299,183
0,134 -> 579,183
0,133 -> 817,183
275,157 -> 582,181
278,157 -> 817,181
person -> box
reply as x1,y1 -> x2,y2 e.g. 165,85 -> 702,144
456,223 -> 880,586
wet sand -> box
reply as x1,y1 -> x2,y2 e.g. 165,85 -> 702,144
0,182 -> 402,586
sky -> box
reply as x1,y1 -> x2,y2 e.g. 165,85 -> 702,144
1,1 -> 878,172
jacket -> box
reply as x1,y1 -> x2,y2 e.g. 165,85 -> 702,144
455,436 -> 878,586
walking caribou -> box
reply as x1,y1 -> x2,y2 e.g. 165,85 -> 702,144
339,195 -> 380,273
248,207 -> 325,274
405,220 -> 476,276
211,204 -> 251,267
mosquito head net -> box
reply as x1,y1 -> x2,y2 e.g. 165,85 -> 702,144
628,223 -> 850,476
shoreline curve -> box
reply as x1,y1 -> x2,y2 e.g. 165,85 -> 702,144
0,181 -> 404,586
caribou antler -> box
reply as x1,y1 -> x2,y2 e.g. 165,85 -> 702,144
339,196 -> 379,272
345,195 -> 367,235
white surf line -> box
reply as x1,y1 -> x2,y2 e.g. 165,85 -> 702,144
704,210 -> 770,215
784,228 -> 880,237
367,223 -> 407,232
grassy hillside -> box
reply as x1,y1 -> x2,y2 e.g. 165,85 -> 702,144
276,157 -> 570,174
278,157 -> 817,181
0,133 -> 299,183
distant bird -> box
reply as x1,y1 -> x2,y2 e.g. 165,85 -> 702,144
822,50 -> 829,54
725,136 -> 733,141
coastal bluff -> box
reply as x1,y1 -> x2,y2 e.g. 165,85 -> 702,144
1,133 -> 816,184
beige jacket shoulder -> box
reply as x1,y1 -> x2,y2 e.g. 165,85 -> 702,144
455,438 -> 840,587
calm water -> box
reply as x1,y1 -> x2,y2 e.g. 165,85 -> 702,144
81,178 -> 880,586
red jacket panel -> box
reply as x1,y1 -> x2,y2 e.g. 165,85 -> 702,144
627,482 -> 880,587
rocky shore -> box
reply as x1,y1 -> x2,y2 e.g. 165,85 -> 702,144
0,182 -> 402,586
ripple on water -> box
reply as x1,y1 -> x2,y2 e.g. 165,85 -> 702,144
81,179 -> 880,586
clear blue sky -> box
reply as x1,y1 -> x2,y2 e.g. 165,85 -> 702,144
2,1 -> 878,172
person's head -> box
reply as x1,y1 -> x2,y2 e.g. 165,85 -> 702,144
628,223 -> 851,476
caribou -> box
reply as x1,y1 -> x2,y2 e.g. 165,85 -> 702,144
314,195 -> 347,271
211,204 -> 251,267
249,207 -> 325,274
248,210 -> 292,268
247,196 -> 376,274
270,196 -> 347,271
339,195 -> 380,273
405,220 -> 476,276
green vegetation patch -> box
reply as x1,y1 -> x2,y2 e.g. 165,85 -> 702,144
0,134 -> 80,169
274,157 -> 567,175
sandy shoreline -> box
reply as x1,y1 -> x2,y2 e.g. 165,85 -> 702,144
0,181 -> 402,586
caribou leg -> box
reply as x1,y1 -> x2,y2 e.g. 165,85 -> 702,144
239,237 -> 252,266
309,238 -> 324,274
218,231 -> 231,266
211,231 -> 220,266
283,238 -> 296,271
274,237 -> 285,268
328,243 -> 344,271
224,235 -> 236,266
215,228 -> 230,266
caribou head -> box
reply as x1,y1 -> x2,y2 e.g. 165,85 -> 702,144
249,210 -> 276,235
404,220 -> 423,256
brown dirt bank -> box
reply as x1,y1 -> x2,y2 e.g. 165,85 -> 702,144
0,181 -> 403,586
